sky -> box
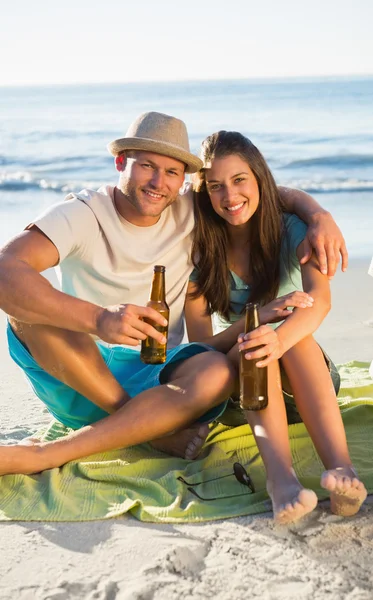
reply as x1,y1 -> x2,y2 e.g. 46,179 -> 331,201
1,0 -> 372,86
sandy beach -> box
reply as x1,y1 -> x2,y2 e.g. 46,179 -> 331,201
1,257 -> 372,600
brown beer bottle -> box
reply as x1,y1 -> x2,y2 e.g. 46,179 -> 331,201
239,302 -> 268,410
140,265 -> 170,364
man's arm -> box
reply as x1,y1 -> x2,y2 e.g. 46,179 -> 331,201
0,228 -> 167,345
278,186 -> 348,277
0,229 -> 102,332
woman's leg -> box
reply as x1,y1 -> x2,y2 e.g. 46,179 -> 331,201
226,344 -> 318,524
281,336 -> 367,516
243,360 -> 318,524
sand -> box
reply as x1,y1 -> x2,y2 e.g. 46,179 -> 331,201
0,257 -> 372,600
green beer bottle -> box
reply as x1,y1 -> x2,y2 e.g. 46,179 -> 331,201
140,265 -> 169,364
239,302 -> 268,410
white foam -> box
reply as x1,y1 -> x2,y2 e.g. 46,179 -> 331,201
368,257 -> 373,277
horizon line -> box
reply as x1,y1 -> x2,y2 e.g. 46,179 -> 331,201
1,72 -> 373,89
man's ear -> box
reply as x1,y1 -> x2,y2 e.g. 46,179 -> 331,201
115,153 -> 127,172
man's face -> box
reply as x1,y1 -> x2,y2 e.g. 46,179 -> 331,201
117,151 -> 186,226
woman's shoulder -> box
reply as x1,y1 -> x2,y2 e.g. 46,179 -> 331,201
282,212 -> 307,231
281,212 -> 308,254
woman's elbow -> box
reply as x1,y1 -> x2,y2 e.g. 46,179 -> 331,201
316,296 -> 331,319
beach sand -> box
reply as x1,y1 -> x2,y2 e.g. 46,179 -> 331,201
0,258 -> 372,599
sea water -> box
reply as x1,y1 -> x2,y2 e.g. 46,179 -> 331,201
0,76 -> 372,257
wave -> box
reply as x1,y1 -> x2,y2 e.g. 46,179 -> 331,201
283,154 -> 373,169
0,172 -> 99,195
14,129 -> 113,142
280,178 -> 373,193
1,154 -> 112,169
1,171 -> 373,196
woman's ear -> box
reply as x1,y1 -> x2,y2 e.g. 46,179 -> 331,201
115,153 -> 126,172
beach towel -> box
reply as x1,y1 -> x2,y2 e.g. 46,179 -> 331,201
0,361 -> 372,523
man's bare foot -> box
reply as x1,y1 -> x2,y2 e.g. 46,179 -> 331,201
150,424 -> 210,460
19,437 -> 41,446
267,479 -> 318,525
321,467 -> 367,516
0,442 -> 47,476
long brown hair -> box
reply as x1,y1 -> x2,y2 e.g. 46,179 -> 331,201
191,131 -> 287,320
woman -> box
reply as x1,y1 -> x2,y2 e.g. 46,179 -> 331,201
185,130 -> 367,524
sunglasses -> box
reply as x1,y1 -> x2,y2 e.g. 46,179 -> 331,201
177,461 -> 256,502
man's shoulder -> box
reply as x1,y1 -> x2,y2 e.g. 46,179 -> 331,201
64,184 -> 114,206
61,184 -> 117,230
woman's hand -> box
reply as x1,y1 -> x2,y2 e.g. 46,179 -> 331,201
259,291 -> 314,324
238,325 -> 285,368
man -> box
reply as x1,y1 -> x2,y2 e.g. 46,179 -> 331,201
0,112 -> 347,475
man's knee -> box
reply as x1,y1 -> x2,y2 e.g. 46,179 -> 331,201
174,351 -> 236,398
8,316 -> 29,340
8,316 -> 96,374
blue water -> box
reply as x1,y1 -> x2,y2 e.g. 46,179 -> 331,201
1,77 -> 372,256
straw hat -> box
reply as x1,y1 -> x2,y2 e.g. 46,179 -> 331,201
107,112 -> 203,174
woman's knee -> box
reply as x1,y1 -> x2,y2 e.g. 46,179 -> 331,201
281,335 -> 316,361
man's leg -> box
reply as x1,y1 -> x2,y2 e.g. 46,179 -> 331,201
0,349 -> 235,475
9,318 -> 130,413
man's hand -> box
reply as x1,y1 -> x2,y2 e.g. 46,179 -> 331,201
238,325 -> 285,368
95,304 -> 168,346
299,211 -> 348,277
259,291 -> 314,324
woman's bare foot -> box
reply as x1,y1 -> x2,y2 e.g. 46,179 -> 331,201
267,478 -> 318,525
320,466 -> 367,516
150,424 -> 210,460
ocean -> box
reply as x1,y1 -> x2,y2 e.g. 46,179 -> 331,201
0,77 -> 372,257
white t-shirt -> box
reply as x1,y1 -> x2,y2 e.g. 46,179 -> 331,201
32,185 -> 195,348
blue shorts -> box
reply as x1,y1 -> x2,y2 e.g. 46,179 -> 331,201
7,323 -> 227,430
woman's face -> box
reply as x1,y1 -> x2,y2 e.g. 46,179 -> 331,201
204,154 -> 260,227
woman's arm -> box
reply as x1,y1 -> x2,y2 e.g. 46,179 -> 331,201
274,245 -> 331,354
238,243 -> 331,367
185,282 -> 245,353
185,283 -> 313,354
278,186 -> 348,277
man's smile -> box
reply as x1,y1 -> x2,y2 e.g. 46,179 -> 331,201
142,189 -> 165,200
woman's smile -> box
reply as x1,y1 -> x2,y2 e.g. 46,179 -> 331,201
225,202 -> 245,213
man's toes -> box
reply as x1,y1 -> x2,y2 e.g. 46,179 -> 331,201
196,424 -> 210,439
184,425 -> 210,460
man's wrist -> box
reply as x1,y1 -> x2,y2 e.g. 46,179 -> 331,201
91,305 -> 105,336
